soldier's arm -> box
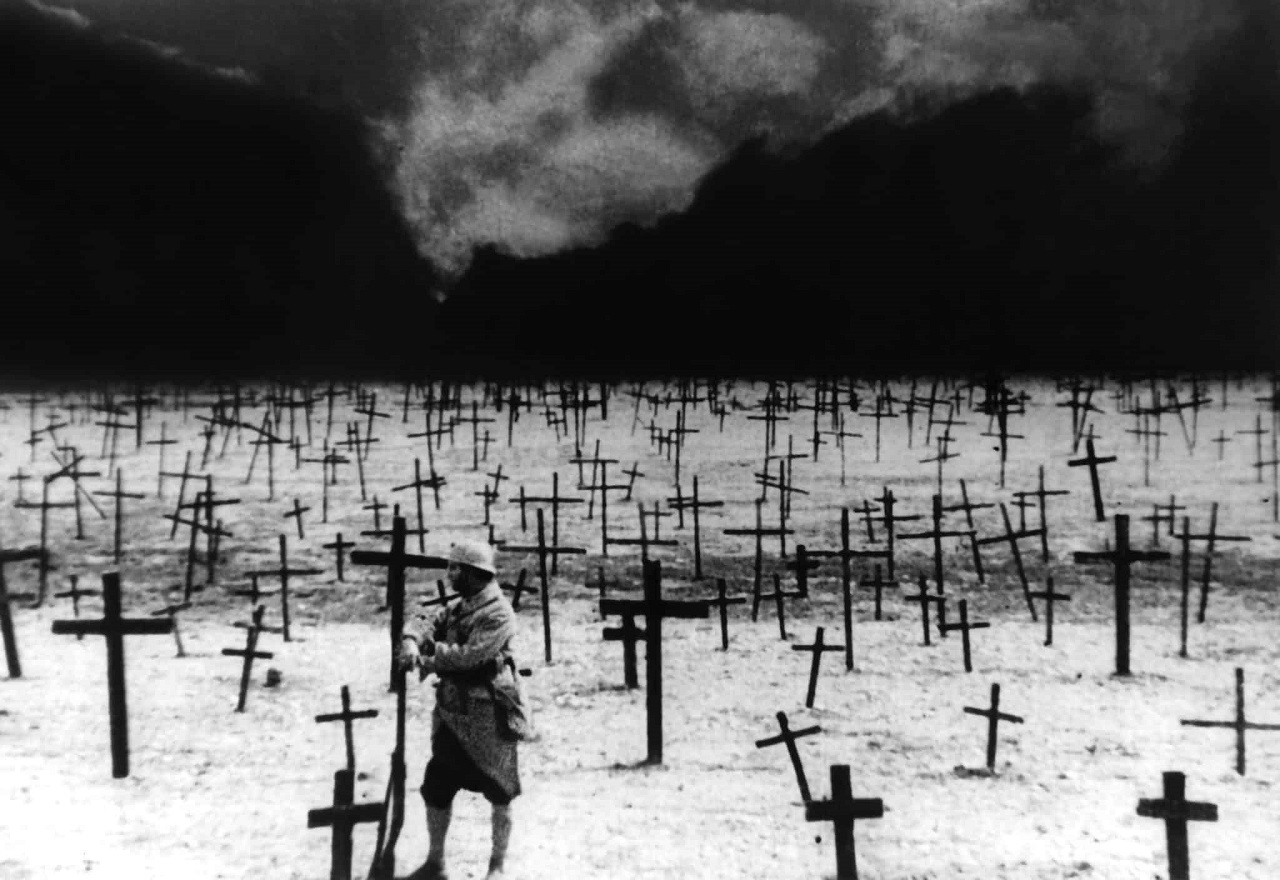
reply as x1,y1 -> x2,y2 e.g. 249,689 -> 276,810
431,608 -> 515,673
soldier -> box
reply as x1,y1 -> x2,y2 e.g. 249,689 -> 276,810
399,539 -> 523,880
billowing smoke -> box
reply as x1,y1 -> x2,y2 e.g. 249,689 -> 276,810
389,0 -> 1247,276
31,0 -> 1267,279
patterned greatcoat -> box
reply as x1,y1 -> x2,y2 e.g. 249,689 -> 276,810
406,580 -> 521,799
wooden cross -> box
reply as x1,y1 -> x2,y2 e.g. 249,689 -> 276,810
1067,437 -> 1118,522
90,469 -> 145,564
391,459 -> 437,552
804,764 -> 883,880
754,710 -> 821,803
323,533 -> 355,582
498,568 -> 537,612
307,767 -> 385,880
938,598 -> 989,672
858,396 -> 898,463
975,503 -> 1043,621
1135,771 -> 1217,880
904,575 -> 944,646
606,503 -> 679,563
50,572 -> 174,777
350,517 -> 447,690
7,468 -> 32,505
1237,414 -> 1268,483
315,684 -> 380,773
792,626 -> 845,708
1026,575 -> 1071,647
723,499 -> 794,621
504,508 -> 586,663
15,480 -> 76,605
1180,667 -> 1280,776
602,608 -> 645,689
666,475 -> 723,579
576,459 -> 629,556
145,422 -> 178,498
162,451 -> 203,538
0,541 -> 43,677
283,498 -> 312,540
703,576 -> 746,651
46,446 -> 105,540
150,600 -> 190,658
599,559 -> 708,765
223,605 -> 278,712
511,473 -> 584,574
1013,465 -> 1069,562
1210,429 -> 1232,460
1182,503 -> 1250,626
962,682 -> 1024,770
53,574 -> 97,641
1073,514 -> 1170,676
249,534 -> 324,643
898,495 -> 971,597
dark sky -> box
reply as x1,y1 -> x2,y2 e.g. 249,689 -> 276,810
3,0 -> 1278,377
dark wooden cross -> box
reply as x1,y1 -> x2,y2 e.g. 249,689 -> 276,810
1237,414 -> 1269,483
938,598 -> 989,672
510,474 -> 584,575
904,575 -> 945,647
599,559 -> 708,765
50,572 -> 174,777
1026,575 -> 1070,647
248,534 -> 323,643
504,508 -> 586,664
350,517 -> 447,690
498,568 -> 537,612
602,607 -> 645,689
145,422 -> 178,498
962,682 -> 1024,771
577,458 -> 630,556
1073,514 -> 1170,676
86,469 -> 143,564
0,541 -> 43,677
804,764 -> 884,880
223,604 -> 278,712
754,710 -> 821,803
53,573 -> 96,641
898,495 -> 971,598
606,503 -> 679,563
666,475 -> 723,580
859,396 -> 898,463
1135,771 -> 1217,880
323,533 -> 355,582
162,451 -> 202,538
1210,429 -> 1232,461
282,497 -> 312,540
150,600 -> 190,658
1014,465 -> 1069,562
1180,667 -> 1280,776
7,468 -> 33,505
1067,437 -> 1118,522
975,503 -> 1043,621
723,499 -> 794,621
315,684 -> 380,773
792,626 -> 845,708
703,576 -> 746,651
307,766 -> 385,880
1184,502 -> 1250,626
391,459 -> 437,552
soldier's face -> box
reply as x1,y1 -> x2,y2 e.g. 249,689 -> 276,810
447,562 -> 482,595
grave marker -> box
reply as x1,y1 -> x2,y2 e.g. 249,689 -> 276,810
754,710 -> 821,803
50,572 -> 174,777
792,627 -> 844,708
1135,771 -> 1217,880
1067,437 -> 1118,522
804,764 -> 883,880
938,598 -> 989,672
599,560 -> 708,765
315,684 -> 379,773
1180,667 -> 1280,775
223,604 -> 277,712
1073,514 -> 1170,676
962,682 -> 1024,770
307,767 -> 384,880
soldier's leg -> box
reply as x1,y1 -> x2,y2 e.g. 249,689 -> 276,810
486,803 -> 512,879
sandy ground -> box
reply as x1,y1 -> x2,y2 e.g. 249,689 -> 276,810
1,375 -> 1279,880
